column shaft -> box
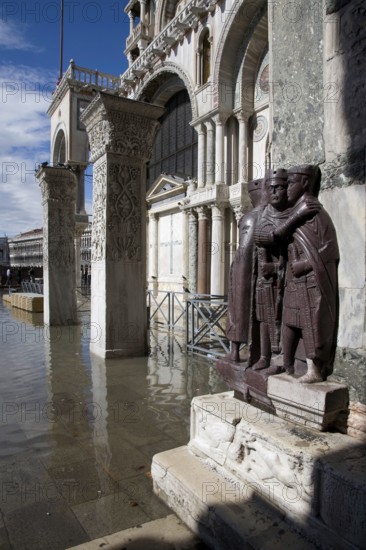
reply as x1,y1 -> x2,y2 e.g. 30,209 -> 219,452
197,124 -> 206,189
37,166 -> 77,325
210,205 -> 225,296
197,207 -> 210,295
81,93 -> 164,358
206,120 -> 215,185
188,210 -> 198,293
215,119 -> 224,184
237,114 -> 248,183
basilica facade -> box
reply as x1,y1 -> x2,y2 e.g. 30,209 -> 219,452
45,0 -> 366,437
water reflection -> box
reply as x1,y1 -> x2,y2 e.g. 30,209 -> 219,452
0,292 -> 226,547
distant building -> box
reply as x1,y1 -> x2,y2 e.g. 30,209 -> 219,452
7,225 -> 92,283
0,237 -> 10,285
9,229 -> 43,269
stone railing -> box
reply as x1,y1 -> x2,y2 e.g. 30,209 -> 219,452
57,60 -> 120,93
121,0 -> 218,88
126,22 -> 152,50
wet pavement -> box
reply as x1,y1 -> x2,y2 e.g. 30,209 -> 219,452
0,291 -> 226,549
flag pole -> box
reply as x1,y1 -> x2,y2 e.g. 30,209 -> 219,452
59,0 -> 64,82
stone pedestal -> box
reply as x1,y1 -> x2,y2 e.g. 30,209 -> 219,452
152,393 -> 366,550
37,166 -> 77,326
217,358 -> 348,432
81,93 -> 164,358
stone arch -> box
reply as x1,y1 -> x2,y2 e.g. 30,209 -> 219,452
52,125 -> 67,165
234,12 -> 268,115
213,0 -> 267,112
197,25 -> 213,86
155,0 -> 180,33
136,63 -> 198,119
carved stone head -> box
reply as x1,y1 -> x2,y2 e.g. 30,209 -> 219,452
264,168 -> 288,211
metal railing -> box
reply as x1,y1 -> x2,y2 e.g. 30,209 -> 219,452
147,290 -> 187,330
146,290 -> 231,358
21,281 -> 43,294
186,295 -> 230,357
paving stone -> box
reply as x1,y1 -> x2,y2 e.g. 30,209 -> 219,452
71,492 -> 150,540
5,500 -> 89,550
67,514 -> 207,550
46,458 -> 118,506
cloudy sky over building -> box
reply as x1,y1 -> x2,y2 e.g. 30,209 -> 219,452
0,1 -> 129,235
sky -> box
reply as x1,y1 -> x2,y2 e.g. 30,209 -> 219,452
0,1 -> 130,236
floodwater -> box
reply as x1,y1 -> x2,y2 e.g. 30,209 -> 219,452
0,291 -> 226,549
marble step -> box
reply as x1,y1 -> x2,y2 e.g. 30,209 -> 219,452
152,445 -> 320,550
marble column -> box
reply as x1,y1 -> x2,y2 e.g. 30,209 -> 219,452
188,209 -> 198,293
236,112 -> 248,183
196,124 -> 206,189
129,12 -> 134,33
205,119 -> 215,186
210,205 -> 225,296
197,206 -> 210,295
74,222 -> 88,288
148,211 -> 159,295
140,0 -> 146,23
81,92 -> 164,358
37,166 -> 77,325
214,115 -> 225,184
181,210 -> 189,290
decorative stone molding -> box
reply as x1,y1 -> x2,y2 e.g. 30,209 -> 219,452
38,167 -> 77,269
135,62 -> 198,120
107,163 -> 142,262
80,92 -> 163,163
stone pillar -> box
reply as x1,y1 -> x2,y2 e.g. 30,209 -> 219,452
129,11 -> 134,33
188,209 -> 198,293
81,92 -> 164,358
197,206 -> 210,295
74,221 -> 88,288
75,164 -> 87,214
148,211 -> 159,295
210,205 -> 225,296
205,119 -> 215,186
236,112 -> 248,183
214,115 -> 225,184
196,124 -> 206,189
37,166 -> 77,325
181,210 -> 189,290
140,0 -> 146,22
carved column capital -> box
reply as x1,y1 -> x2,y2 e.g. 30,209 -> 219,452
233,205 -> 246,223
80,92 -> 164,163
196,205 -> 210,221
210,204 -> 225,220
37,166 -> 77,205
148,211 -> 159,222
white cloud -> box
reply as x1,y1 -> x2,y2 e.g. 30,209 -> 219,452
0,20 -> 40,51
0,63 -> 56,235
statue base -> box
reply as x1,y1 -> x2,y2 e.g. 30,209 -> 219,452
152,393 -> 365,550
216,357 -> 348,431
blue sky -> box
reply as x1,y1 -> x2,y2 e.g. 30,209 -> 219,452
0,1 -> 130,236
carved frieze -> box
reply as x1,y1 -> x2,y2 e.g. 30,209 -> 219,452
91,161 -> 107,262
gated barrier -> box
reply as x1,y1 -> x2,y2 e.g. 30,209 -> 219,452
147,290 -> 231,358
185,295 -> 230,357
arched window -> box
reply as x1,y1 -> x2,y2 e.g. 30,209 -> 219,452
147,90 -> 197,187
201,30 -> 211,85
53,129 -> 66,165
